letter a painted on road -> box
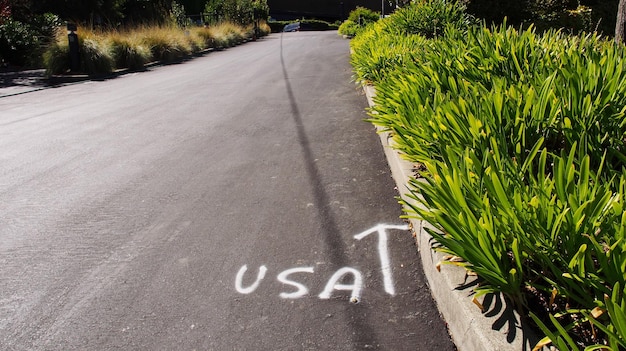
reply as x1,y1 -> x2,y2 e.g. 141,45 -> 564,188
318,267 -> 363,302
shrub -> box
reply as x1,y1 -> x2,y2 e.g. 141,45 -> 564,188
258,21 -> 271,36
0,19 -> 39,66
363,22 -> 626,348
191,27 -> 216,48
299,19 -> 339,31
42,22 -> 255,74
350,21 -> 430,83
338,6 -> 380,38
209,22 -> 246,48
267,20 -> 287,33
79,37 -> 114,75
372,26 -> 626,172
381,0 -> 476,38
43,42 -> 69,75
31,13 -> 62,45
204,0 -> 269,26
349,0 -> 474,82
141,27 -> 192,62
347,6 -> 380,25
338,20 -> 360,37
108,35 -> 151,70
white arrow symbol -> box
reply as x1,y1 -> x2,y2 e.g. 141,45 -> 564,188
354,223 -> 409,296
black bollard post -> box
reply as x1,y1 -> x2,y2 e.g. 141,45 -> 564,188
67,23 -> 80,72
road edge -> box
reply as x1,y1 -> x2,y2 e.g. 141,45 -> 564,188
363,84 -> 541,351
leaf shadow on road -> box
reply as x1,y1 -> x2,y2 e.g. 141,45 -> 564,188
279,32 -> 382,348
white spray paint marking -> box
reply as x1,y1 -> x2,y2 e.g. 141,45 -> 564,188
318,267 -> 363,303
354,224 -> 409,296
235,265 -> 268,294
277,267 -> 315,299
234,224 -> 410,302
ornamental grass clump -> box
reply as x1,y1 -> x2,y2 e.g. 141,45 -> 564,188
140,26 -> 192,62
209,22 -> 246,48
358,10 -> 626,349
79,37 -> 114,75
190,27 -> 216,49
107,34 -> 150,70
42,22 -> 256,74
43,42 -> 69,75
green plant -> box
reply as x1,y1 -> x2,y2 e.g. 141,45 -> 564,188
79,37 -> 114,75
531,282 -> 626,350
169,1 -> 189,28
348,6 -> 380,25
382,0 -> 476,38
358,19 -> 626,348
204,0 -> 268,25
0,18 -> 39,66
31,13 -> 62,45
43,41 -> 70,75
337,6 -> 380,38
350,23 -> 429,83
208,22 -> 246,48
108,36 -> 150,70
299,19 -> 339,31
338,20 -> 360,37
191,27 -> 216,48
141,27 -> 191,62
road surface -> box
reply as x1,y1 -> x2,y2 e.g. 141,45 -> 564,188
0,31 -> 455,350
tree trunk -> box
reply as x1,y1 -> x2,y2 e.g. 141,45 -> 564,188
617,0 -> 626,44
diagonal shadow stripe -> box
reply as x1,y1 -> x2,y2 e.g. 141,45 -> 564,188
279,32 -> 380,349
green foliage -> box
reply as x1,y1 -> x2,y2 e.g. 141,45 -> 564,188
142,30 -> 190,62
208,22 -> 245,48
42,21 -> 263,74
350,22 -> 430,83
0,18 -> 39,66
586,284 -> 626,350
347,6 -> 380,25
464,0 -> 615,34
43,42 -> 70,75
0,12 -> 61,67
338,20 -> 360,37
31,13 -> 62,44
79,38 -> 115,75
204,0 -> 268,25
354,14 -> 626,348
299,19 -> 338,31
349,0 -> 473,83
382,0 -> 476,38
169,1 -> 190,28
108,37 -> 151,70
338,6 -> 380,38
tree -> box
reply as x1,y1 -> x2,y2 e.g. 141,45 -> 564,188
204,0 -> 266,25
617,0 -> 626,43
169,0 -> 187,27
0,0 -> 10,21
122,0 -> 170,24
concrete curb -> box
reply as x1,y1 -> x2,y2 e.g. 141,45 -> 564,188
363,85 -> 542,351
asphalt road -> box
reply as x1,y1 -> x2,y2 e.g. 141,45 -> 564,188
0,31 -> 455,350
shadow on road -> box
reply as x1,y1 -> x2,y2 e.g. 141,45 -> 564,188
279,32 -> 381,348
